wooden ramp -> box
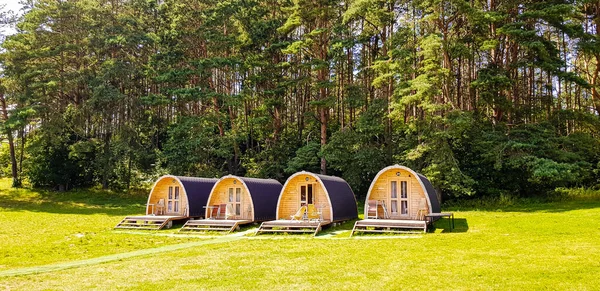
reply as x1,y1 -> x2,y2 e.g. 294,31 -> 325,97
255,220 -> 331,236
114,215 -> 186,230
350,219 -> 427,236
180,219 -> 251,233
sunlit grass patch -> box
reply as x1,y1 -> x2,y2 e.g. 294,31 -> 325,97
0,179 -> 197,270
1,179 -> 599,289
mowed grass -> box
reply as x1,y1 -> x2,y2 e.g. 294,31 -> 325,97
0,179 -> 196,271
1,179 -> 600,290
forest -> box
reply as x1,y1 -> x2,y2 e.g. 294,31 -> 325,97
0,0 -> 598,200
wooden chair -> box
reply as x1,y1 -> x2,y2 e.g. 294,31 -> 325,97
416,198 -> 428,220
307,204 -> 320,221
366,200 -> 379,219
156,199 -> 165,215
216,203 -> 228,219
291,206 -> 307,221
225,204 -> 235,220
208,205 -> 219,219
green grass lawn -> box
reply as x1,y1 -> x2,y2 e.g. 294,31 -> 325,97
0,179 -> 197,271
1,179 -> 600,290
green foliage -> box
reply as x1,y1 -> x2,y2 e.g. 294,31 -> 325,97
285,141 -> 321,174
25,128 -> 97,190
471,64 -> 512,114
162,116 -> 224,177
447,119 -> 599,198
1,0 -> 599,203
0,142 -> 10,177
323,99 -> 387,196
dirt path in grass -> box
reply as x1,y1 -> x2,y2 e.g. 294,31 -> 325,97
0,235 -> 244,278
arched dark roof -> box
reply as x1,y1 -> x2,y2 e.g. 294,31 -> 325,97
238,177 -> 283,221
313,173 -> 359,222
416,173 -> 441,213
176,176 -> 219,217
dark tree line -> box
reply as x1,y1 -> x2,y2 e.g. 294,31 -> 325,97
0,0 -> 599,199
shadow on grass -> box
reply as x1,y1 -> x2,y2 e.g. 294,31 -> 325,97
318,218 -> 469,237
0,187 -> 147,216
430,218 -> 468,233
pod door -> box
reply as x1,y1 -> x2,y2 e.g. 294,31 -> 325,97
166,185 -> 182,215
299,183 -> 315,207
227,186 -> 245,219
389,179 -> 410,218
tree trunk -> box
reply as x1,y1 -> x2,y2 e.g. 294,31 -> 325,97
102,126 -> 112,190
0,93 -> 20,187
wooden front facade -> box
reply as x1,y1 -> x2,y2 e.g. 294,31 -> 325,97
277,173 -> 333,222
205,176 -> 254,220
146,177 -> 189,217
365,166 -> 431,220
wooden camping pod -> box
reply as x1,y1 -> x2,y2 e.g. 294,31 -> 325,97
276,171 -> 358,222
146,175 -> 218,217
204,175 -> 283,221
115,175 -> 218,230
363,165 -> 440,219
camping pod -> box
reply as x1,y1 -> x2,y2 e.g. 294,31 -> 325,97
115,175 -> 217,230
364,165 -> 440,219
145,175 -> 218,217
276,171 -> 358,222
204,175 -> 283,221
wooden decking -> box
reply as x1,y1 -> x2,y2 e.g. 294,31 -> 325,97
350,219 -> 427,236
255,220 -> 331,236
180,219 -> 252,233
114,215 -> 187,230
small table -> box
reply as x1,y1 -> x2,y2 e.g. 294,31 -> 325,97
425,212 -> 454,231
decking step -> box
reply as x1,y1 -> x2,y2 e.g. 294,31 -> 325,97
115,216 -> 172,230
262,225 -> 320,228
114,226 -> 162,230
355,229 -> 423,234
121,224 -> 164,225
119,224 -> 163,227
354,220 -> 427,226
180,227 -> 234,232
256,229 -> 315,233
255,221 -> 323,236
355,223 -> 425,228
350,219 -> 427,236
122,217 -> 169,221
179,220 -> 242,233
185,221 -> 235,226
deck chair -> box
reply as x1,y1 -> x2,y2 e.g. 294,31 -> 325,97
208,205 -> 219,219
225,204 -> 235,220
307,204 -> 320,221
216,203 -> 228,219
366,200 -> 379,219
291,206 -> 307,221
416,198 -> 428,220
156,199 -> 165,215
